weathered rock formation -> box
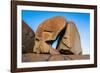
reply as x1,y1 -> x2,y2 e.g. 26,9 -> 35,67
33,16 -> 66,54
57,22 -> 82,55
22,16 -> 87,62
33,16 -> 82,55
22,21 -> 35,53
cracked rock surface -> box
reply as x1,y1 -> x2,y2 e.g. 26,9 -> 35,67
22,53 -> 90,62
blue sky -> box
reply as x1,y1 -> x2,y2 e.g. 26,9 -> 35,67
22,10 -> 90,55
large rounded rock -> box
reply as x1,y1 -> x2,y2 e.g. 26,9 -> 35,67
33,16 -> 66,54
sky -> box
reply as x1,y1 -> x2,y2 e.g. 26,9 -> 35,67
22,10 -> 90,55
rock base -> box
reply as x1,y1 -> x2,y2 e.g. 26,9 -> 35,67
22,53 -> 90,62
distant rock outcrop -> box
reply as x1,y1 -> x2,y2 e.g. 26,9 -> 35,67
22,21 -> 35,53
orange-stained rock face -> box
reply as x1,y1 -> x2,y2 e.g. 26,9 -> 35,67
36,16 -> 66,41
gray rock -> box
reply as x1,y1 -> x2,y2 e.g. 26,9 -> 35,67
22,53 -> 50,62
64,55 -> 90,60
49,55 -> 64,61
22,21 -> 35,53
